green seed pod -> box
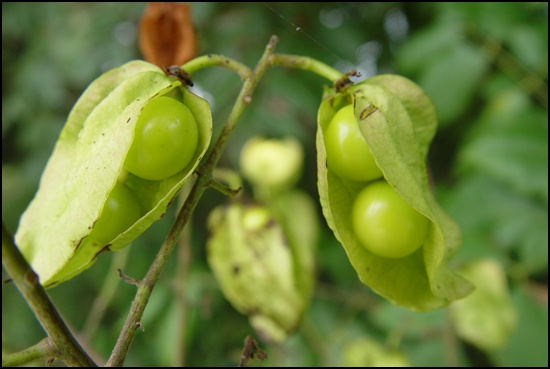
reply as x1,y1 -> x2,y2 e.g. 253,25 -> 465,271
317,74 -> 473,311
265,188 -> 319,316
15,60 -> 212,288
449,259 -> 517,351
240,136 -> 304,194
206,199 -> 316,343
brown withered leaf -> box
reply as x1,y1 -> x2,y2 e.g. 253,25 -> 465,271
139,2 -> 197,68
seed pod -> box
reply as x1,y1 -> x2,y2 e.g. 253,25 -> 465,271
449,259 -> 517,351
15,60 -> 212,288
240,136 -> 304,194
206,199 -> 316,343
317,74 -> 473,311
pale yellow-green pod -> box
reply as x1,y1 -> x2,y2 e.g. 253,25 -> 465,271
206,200 -> 316,343
449,259 -> 517,351
240,136 -> 304,194
15,60 -> 212,288
317,74 -> 473,311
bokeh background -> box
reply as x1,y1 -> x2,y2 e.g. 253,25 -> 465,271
2,2 -> 547,366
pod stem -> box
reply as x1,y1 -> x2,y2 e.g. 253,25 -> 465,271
181,49 -> 345,84
182,54 -> 252,81
268,53 -> 345,83
181,41 -> 350,83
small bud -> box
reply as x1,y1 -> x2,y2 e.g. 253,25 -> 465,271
240,136 -> 303,193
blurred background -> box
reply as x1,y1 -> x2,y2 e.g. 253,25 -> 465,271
2,2 -> 547,366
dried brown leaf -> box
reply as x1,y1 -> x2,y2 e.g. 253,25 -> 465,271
139,2 -> 197,68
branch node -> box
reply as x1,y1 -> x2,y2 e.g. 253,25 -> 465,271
208,179 -> 242,198
117,269 -> 141,286
267,35 -> 279,50
24,269 -> 39,287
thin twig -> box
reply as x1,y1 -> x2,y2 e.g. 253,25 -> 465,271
117,268 -> 141,286
2,222 -> 96,367
1,338 -> 55,367
208,178 -> 242,197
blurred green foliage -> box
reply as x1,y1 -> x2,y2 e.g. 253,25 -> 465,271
2,2 -> 547,367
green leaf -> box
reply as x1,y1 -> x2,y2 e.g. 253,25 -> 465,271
507,25 -> 548,75
444,175 -> 548,274
395,18 -> 463,75
459,105 -> 548,202
15,60 -> 212,287
418,43 -> 490,125
317,75 -> 473,311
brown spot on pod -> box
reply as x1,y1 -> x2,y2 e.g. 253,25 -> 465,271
360,104 -> 378,120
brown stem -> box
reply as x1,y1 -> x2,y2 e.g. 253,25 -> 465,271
2,222 -> 96,367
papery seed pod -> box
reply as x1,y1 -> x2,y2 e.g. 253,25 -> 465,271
266,189 -> 318,308
206,201 -> 315,343
240,136 -> 304,194
317,74 -> 473,311
15,60 -> 212,288
449,259 -> 517,351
